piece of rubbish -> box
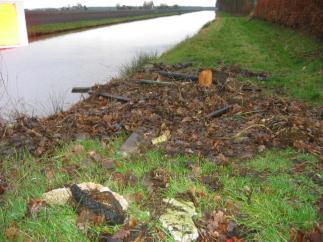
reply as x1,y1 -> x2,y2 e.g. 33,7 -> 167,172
207,106 -> 232,118
198,69 -> 213,87
160,198 -> 198,242
96,92 -> 131,102
157,71 -> 198,82
42,187 -> 72,206
119,127 -> 147,157
71,87 -> 92,93
71,184 -> 125,225
256,75 -> 267,81
151,130 -> 171,145
139,80 -> 174,86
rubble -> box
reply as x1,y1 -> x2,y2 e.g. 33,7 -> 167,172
42,187 -> 72,205
159,198 -> 199,242
42,182 -> 128,211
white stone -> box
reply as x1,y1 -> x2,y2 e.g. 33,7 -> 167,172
160,198 -> 199,242
42,182 -> 128,210
42,187 -> 72,205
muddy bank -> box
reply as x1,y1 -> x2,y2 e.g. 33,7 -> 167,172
0,63 -> 321,160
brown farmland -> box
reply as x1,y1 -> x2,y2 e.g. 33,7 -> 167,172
25,9 -> 198,26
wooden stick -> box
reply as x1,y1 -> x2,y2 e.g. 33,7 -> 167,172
157,71 -> 198,82
207,106 -> 232,118
71,87 -> 91,93
139,80 -> 174,86
96,92 -> 130,102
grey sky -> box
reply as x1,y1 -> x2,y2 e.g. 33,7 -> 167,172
24,1 -> 216,9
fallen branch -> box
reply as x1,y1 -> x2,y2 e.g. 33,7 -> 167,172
71,87 -> 92,93
241,87 -> 262,92
139,80 -> 174,86
157,71 -> 198,82
70,184 -> 125,225
232,124 -> 272,139
207,106 -> 232,118
96,92 -> 131,102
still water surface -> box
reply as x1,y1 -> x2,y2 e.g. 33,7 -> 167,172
0,11 -> 215,118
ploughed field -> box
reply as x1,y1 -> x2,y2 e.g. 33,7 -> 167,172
25,9 -> 192,26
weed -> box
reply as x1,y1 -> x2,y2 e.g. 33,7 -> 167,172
119,52 -> 157,78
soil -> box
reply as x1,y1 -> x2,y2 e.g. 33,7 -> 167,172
26,9 -> 191,26
0,63 -> 321,161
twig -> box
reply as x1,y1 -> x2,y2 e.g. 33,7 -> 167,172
207,106 -> 232,118
157,71 -> 198,82
95,92 -> 131,102
138,80 -> 174,86
232,124 -> 272,139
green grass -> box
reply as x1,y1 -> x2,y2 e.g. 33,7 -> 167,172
119,52 -> 157,78
0,137 -> 321,241
161,12 -> 323,102
28,12 -> 181,38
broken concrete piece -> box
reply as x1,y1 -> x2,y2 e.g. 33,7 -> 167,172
119,128 -> 147,157
42,182 -> 128,210
160,199 -> 199,242
42,188 -> 72,206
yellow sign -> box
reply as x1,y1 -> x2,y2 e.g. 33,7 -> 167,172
0,1 -> 28,48
0,4 -> 19,46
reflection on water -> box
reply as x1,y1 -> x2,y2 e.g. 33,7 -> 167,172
0,11 -> 215,118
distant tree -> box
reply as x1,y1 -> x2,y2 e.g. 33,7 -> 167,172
173,4 -> 179,9
143,1 -> 154,9
116,3 -> 121,10
158,3 -> 169,9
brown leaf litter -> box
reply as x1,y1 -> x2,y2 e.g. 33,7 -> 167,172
0,63 -> 321,160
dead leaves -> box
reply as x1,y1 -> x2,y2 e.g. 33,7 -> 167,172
143,168 -> 170,193
1,63 -> 322,160
101,159 -> 117,170
99,217 -> 144,242
27,199 -> 47,218
76,208 -> 105,231
197,210 -> 243,242
5,222 -> 21,241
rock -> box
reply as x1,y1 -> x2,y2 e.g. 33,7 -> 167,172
119,128 -> 147,157
42,182 -> 128,210
160,199 -> 198,242
42,187 -> 72,205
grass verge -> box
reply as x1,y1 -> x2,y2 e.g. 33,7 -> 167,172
160,12 -> 323,103
0,137 -> 321,241
28,12 -> 181,38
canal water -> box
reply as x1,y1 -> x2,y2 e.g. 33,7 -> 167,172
0,11 -> 215,118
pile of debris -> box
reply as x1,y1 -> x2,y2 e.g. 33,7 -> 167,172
0,63 -> 321,160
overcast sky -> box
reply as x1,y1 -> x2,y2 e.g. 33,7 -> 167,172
24,1 -> 216,9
